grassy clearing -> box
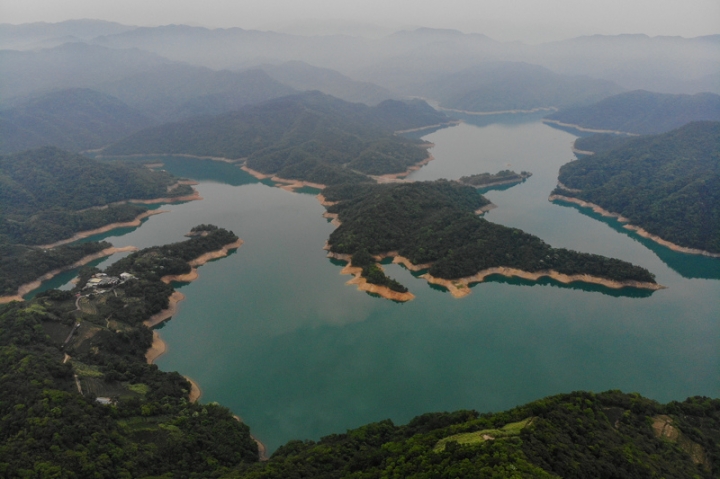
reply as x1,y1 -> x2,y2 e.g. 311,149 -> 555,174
434,417 -> 535,451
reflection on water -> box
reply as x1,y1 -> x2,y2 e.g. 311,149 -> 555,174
552,200 -> 720,280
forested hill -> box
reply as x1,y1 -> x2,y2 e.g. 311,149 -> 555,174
0,146 -> 197,295
0,147 -> 189,218
0,227 -> 259,477
324,180 -> 656,286
0,88 -> 153,154
103,91 -> 449,185
546,90 -> 720,134
226,391 -> 718,478
556,121 -> 720,253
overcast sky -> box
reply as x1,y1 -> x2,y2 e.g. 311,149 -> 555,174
2,0 -> 718,42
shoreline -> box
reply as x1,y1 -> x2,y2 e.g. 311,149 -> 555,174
324,248 -> 415,302
185,376 -> 203,403
549,194 -> 720,258
421,267 -> 664,299
542,119 -> 639,136
440,106 -> 558,116
394,120 -> 460,134
572,147 -> 595,156
323,247 -> 663,300
144,238 -> 245,328
96,152 -> 242,164
38,210 -> 168,249
460,174 -> 532,190
145,330 -> 167,364
371,150 -> 436,183
0,245 -> 139,304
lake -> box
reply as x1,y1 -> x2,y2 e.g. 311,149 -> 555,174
36,116 -> 720,452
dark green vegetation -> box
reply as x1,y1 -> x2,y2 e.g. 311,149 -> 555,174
225,391 -> 718,478
556,121 -> 720,254
546,90 -> 720,135
459,169 -> 532,187
573,133 -> 634,155
0,227 -> 259,477
0,241 -> 109,296
0,146 -> 196,296
324,180 -> 656,284
0,88 -> 153,154
0,146 -> 192,245
415,62 -> 624,112
103,92 -> 448,185
350,248 -> 408,293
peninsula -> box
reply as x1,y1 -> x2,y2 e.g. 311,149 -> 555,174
322,180 -> 658,298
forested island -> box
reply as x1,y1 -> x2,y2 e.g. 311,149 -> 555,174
0,226 -> 259,477
323,180 -> 658,296
102,92 -> 450,186
0,146 -> 200,296
553,121 -> 720,255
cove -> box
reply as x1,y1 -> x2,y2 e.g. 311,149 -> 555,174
41,117 -> 720,453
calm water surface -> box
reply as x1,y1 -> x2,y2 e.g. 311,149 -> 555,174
39,118 -> 720,452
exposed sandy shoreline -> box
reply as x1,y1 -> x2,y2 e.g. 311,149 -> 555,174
572,147 -> 595,156
0,246 -> 139,304
422,267 -> 664,298
324,248 -> 415,301
98,152 -> 242,164
234,415 -> 269,461
550,194 -> 720,258
394,120 -> 460,134
371,150 -> 436,183
145,330 -> 167,364
441,106 -> 558,116
143,238 -> 245,329
185,376 -> 202,403
324,246 -> 662,300
475,203 -> 498,214
39,210 -> 168,249
542,119 -> 639,136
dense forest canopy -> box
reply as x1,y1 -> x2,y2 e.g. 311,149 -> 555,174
225,391 -> 718,479
0,227 -> 259,478
556,121 -> 720,253
546,90 -> 720,135
103,92 -> 449,185
324,180 -> 656,284
0,146 -> 193,245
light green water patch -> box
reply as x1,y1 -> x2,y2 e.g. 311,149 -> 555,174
434,417 -> 535,451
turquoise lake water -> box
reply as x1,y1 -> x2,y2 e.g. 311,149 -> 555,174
36,117 -> 720,452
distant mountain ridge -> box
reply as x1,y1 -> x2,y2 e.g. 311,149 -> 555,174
0,88 -> 153,154
103,91 -> 450,185
414,61 -> 624,112
546,90 -> 720,134
258,61 -> 399,106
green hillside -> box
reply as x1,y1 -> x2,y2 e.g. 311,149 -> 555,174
0,88 -> 153,154
556,121 -> 720,253
324,180 -> 656,287
546,90 -> 720,134
0,147 -> 196,293
0,227 -> 259,477
103,92 -> 448,184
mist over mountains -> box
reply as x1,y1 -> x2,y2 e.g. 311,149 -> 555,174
0,19 -> 717,155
